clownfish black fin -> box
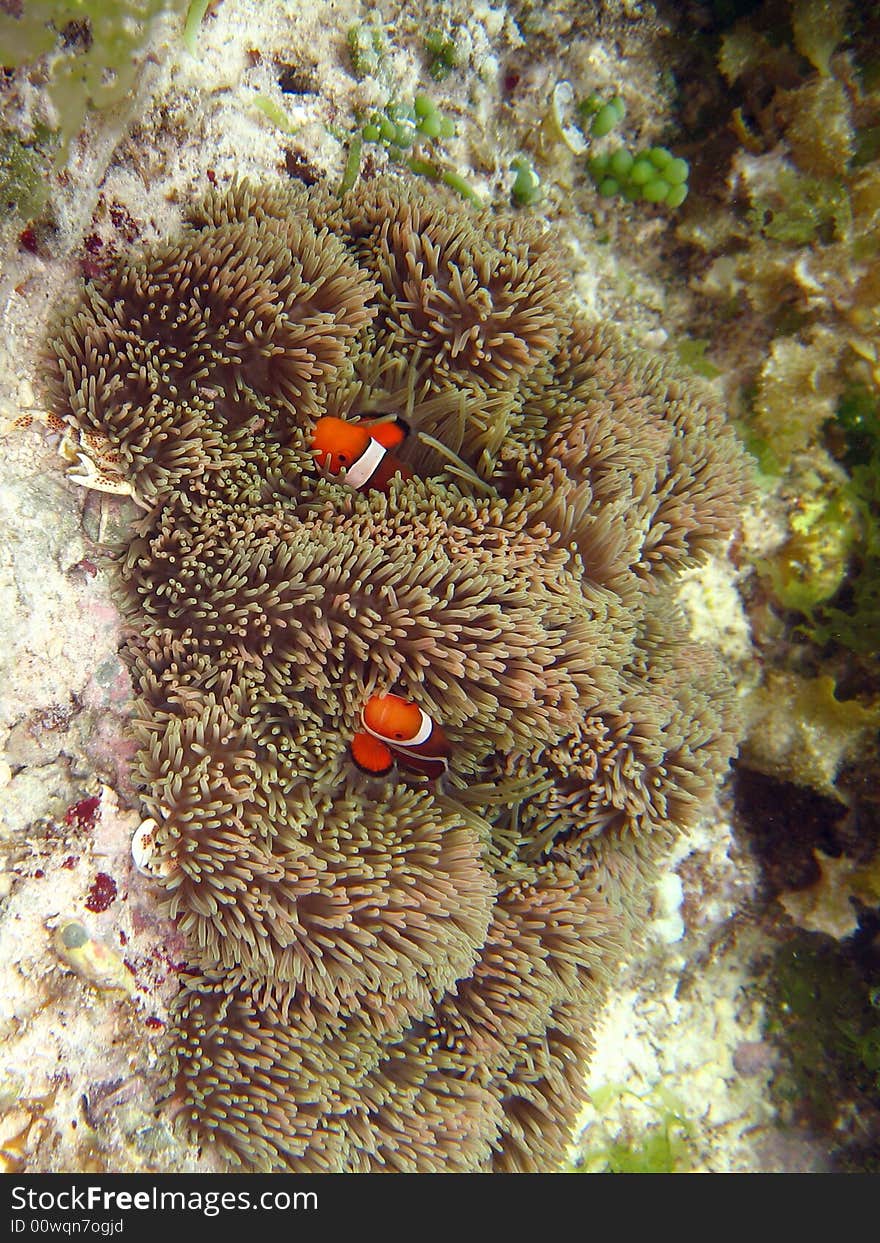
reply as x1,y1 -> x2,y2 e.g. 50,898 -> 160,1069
361,415 -> 410,451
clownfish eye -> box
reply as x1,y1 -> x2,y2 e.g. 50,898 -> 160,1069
338,453 -> 349,464
394,731 -> 405,740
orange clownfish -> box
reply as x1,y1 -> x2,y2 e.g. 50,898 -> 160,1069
350,693 -> 451,781
310,415 -> 413,493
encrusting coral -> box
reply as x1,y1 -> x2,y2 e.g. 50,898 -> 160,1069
46,175 -> 750,1171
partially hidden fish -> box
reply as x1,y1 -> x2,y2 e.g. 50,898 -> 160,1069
351,693 -> 451,780
310,415 -> 413,493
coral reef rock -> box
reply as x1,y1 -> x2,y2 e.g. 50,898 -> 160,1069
45,176 -> 750,1172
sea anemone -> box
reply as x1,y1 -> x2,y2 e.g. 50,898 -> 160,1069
343,179 -> 564,402
45,175 -> 751,1172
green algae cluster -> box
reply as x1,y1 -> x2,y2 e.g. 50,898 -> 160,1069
346,21 -> 387,81
588,144 -> 690,209
572,90 -> 691,211
361,96 -> 455,156
341,25 -> 479,204
803,389 -> 880,656
423,29 -> 460,82
0,128 -> 50,222
509,155 -> 542,208
0,0 -> 187,167
746,166 -> 851,248
650,6 -> 880,1168
357,96 -> 481,204
348,22 -> 460,87
765,932 -> 880,1162
569,1083 -> 693,1173
671,0 -> 880,706
675,0 -> 880,467
753,383 -> 880,659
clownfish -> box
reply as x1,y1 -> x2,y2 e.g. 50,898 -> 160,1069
310,415 -> 413,493
350,693 -> 451,781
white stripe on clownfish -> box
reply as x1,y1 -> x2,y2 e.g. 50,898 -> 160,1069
392,745 -> 447,775
342,435 -> 389,490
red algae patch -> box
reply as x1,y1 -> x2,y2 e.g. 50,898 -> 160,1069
85,872 -> 118,913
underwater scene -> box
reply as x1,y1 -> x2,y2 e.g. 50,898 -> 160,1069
0,0 -> 878,1174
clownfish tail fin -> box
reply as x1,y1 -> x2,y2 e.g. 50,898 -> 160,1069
350,731 -> 395,777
